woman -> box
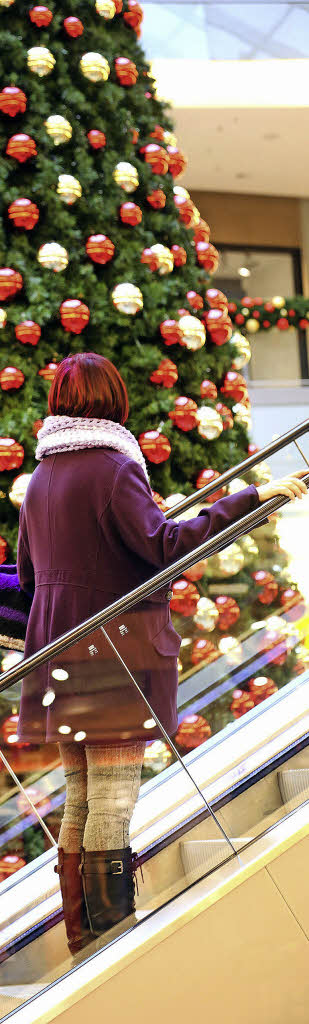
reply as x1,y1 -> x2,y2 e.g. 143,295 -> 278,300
16,352 -> 307,955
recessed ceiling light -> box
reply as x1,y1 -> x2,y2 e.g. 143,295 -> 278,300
238,266 -> 251,278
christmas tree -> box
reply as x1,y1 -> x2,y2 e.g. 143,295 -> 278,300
0,0 -> 305,765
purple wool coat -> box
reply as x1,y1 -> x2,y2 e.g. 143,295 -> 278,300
17,448 -> 260,744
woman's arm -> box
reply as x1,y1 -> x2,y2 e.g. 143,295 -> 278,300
109,460 -> 261,570
17,505 -> 35,596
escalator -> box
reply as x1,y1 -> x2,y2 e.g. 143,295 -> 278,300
0,422 -> 309,1022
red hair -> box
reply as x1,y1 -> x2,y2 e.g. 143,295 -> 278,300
48,353 -> 129,423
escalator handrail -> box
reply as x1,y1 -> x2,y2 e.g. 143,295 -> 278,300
1,471 -> 309,692
164,416 -> 309,519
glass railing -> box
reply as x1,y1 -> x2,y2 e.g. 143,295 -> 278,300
0,421 -> 309,1011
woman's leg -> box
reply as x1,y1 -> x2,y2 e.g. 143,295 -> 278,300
56,742 -> 90,955
81,741 -> 145,936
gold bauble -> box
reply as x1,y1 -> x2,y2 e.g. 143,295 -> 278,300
194,597 -> 219,632
233,402 -> 252,430
192,205 -> 200,227
231,331 -> 251,368
164,130 -> 177,146
112,283 -> 143,315
27,46 -> 55,76
57,174 -> 82,205
143,740 -> 172,774
0,0 -> 15,6
178,314 -> 205,351
45,115 -> 72,145
150,244 -> 174,275
113,161 -> 139,193
9,473 -> 32,509
218,636 -> 243,663
241,308 -> 249,316
280,308 -> 288,317
216,542 -> 244,576
0,308 -> 7,328
228,477 -> 248,494
196,406 -> 223,440
272,295 -> 285,309
80,52 -> 110,82
96,0 -> 116,17
239,534 -> 259,563
173,185 -> 190,201
246,318 -> 260,334
38,242 -> 69,272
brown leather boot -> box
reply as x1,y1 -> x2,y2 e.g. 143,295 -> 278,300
55,848 -> 92,956
80,847 -> 137,938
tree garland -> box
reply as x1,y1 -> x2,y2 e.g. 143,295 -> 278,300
227,295 -> 309,333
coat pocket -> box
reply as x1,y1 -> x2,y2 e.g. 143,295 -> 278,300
151,619 -> 182,658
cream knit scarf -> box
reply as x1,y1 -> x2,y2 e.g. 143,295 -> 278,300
35,416 -> 149,480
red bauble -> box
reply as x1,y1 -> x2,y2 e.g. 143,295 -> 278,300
205,307 -> 232,346
200,379 -> 217,401
87,129 -> 106,149
215,402 -> 234,430
215,595 -> 240,631
206,287 -> 228,312
114,0 -> 123,10
150,358 -> 178,388
147,189 -> 166,209
141,143 -> 169,174
138,430 -> 171,464
120,202 -> 142,225
0,87 -> 27,118
29,5 -> 53,25
299,318 -> 308,330
191,639 -> 218,666
248,442 -> 259,456
169,396 -> 198,432
0,536 -> 8,565
171,245 -> 187,267
0,438 -> 24,472
15,321 -> 41,346
141,248 -> 160,272
252,569 -> 278,605
0,366 -> 24,391
175,713 -> 211,750
131,128 -> 139,144
0,268 -> 23,301
151,490 -> 167,513
149,124 -> 165,141
277,317 -> 289,330
259,629 -> 288,667
160,319 -> 183,346
8,198 -> 39,230
248,676 -> 278,704
242,296 -> 254,308
280,587 -> 305,620
187,290 -> 203,310
63,15 -> 84,36
170,580 -> 199,617
32,419 -> 43,437
264,301 -> 275,313
38,362 -> 58,382
6,134 -> 37,163
86,234 -> 115,264
262,320 -> 271,329
196,241 -> 219,273
173,194 -> 195,228
60,299 -> 90,334
196,468 -> 226,502
252,310 -> 261,320
288,309 -> 296,318
231,689 -> 255,719
194,219 -> 210,244
115,57 -> 138,86
228,301 -> 238,314
167,145 -> 187,178
0,854 -> 26,883
183,558 -> 208,582
235,313 -> 245,325
221,371 -> 247,403
123,0 -> 143,30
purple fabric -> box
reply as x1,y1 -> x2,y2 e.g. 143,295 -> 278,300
0,565 -> 32,646
17,448 -> 261,742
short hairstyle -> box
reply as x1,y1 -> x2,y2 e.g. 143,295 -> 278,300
48,353 -> 129,423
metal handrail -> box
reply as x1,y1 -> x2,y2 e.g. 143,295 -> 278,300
1,471 -> 309,693
164,416 -> 309,519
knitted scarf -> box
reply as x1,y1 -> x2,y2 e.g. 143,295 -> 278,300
35,415 -> 149,479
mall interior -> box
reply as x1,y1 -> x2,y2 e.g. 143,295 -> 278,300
1,2 -> 309,1022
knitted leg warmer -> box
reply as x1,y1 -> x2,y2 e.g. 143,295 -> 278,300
83,742 -> 145,852
58,742 -> 88,853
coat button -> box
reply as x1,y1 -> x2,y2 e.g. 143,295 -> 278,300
166,589 -> 173,601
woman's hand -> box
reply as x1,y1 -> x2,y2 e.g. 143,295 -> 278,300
257,470 -> 308,505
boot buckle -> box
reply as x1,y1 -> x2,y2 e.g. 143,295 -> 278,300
111,859 -> 123,875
